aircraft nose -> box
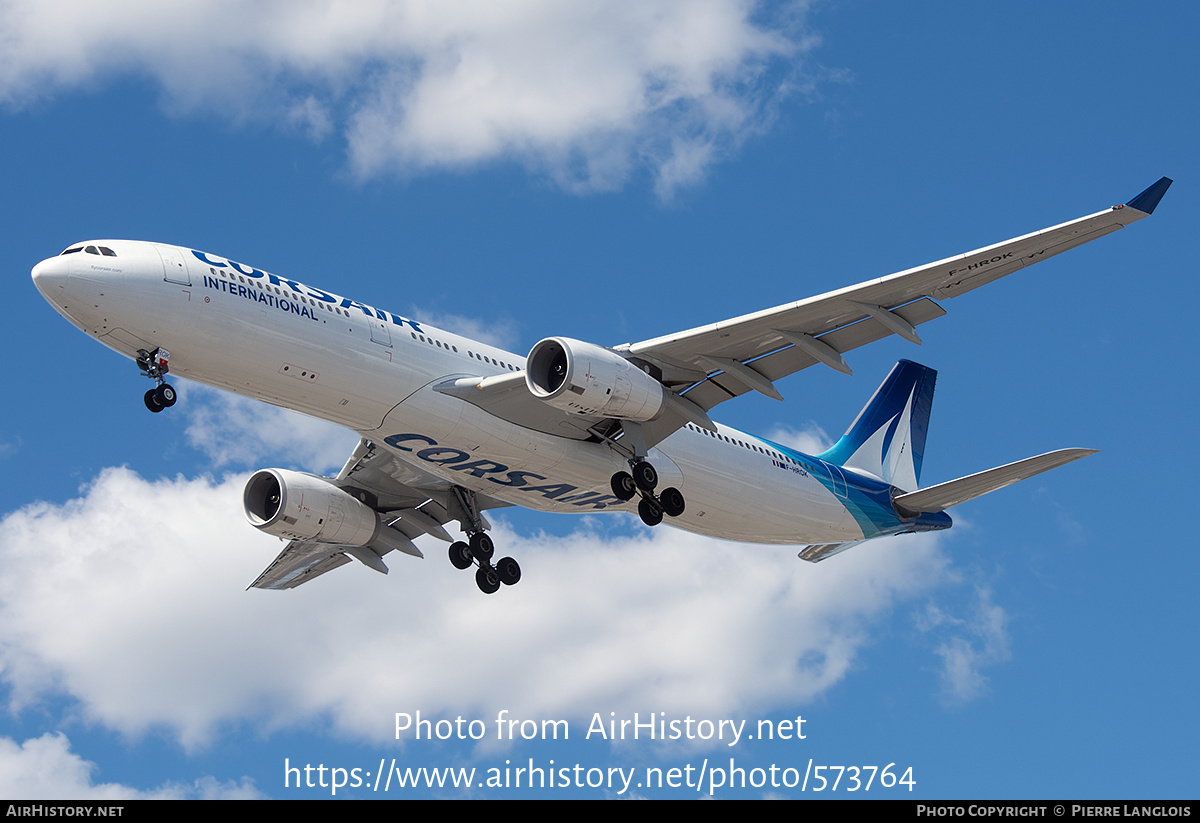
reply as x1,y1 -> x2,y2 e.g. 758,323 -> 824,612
31,255 -> 70,300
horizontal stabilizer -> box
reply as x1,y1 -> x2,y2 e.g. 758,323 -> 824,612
892,448 -> 1097,515
798,541 -> 865,563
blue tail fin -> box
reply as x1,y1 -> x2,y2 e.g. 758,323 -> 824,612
817,360 -> 936,491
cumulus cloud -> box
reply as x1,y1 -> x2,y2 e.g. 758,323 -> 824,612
0,732 -> 262,799
0,465 -> 951,750
0,1 -> 815,197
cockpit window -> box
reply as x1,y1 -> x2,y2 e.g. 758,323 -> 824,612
99,246 -> 116,257
85,245 -> 99,255
60,246 -> 83,255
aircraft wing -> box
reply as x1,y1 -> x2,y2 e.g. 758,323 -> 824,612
435,179 -> 1169,453
249,438 -> 512,589
622,178 -> 1172,415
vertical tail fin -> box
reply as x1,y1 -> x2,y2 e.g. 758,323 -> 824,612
817,360 -> 936,491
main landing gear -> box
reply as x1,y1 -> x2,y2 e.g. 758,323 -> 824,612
610,458 -> 685,528
137,347 -> 177,413
446,486 -> 521,595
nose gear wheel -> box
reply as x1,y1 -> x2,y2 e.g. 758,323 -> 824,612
137,348 -> 177,413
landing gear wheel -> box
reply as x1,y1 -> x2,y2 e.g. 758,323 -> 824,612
659,487 -> 686,518
469,532 -> 494,561
496,556 -> 522,586
632,461 -> 658,492
154,383 -> 177,408
144,389 -> 164,413
638,496 -> 664,527
610,471 -> 637,501
476,566 -> 501,594
449,541 -> 473,570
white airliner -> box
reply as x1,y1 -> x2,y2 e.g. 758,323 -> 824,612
31,178 -> 1171,594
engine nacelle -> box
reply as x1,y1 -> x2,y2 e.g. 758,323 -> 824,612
243,468 -> 380,546
526,337 -> 666,421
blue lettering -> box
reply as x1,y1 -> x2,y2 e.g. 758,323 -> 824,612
488,470 -> 545,488
267,273 -> 305,291
341,298 -> 377,318
196,249 -> 422,330
452,459 -> 509,478
384,433 -> 436,452
387,312 -> 423,333
191,250 -> 227,267
520,483 -> 577,500
379,434 -> 611,506
229,260 -> 265,279
417,447 -> 470,465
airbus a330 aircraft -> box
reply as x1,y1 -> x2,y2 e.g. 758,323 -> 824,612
31,178 -> 1171,594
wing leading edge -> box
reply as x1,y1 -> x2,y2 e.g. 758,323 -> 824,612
623,178 -> 1173,416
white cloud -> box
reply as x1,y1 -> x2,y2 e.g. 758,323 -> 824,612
0,1 -> 815,197
409,306 -> 521,351
0,464 -> 954,750
0,732 -> 263,799
182,383 -> 359,473
919,587 -> 1012,705
767,422 -> 832,455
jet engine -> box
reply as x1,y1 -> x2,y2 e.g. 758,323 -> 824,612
243,468 -> 380,546
526,337 -> 666,421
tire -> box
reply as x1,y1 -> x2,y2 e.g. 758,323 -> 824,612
144,389 -> 164,413
632,461 -> 658,492
638,496 -> 664,527
496,556 -> 522,586
476,566 -> 501,594
610,471 -> 637,501
155,383 -> 177,407
659,487 -> 685,517
469,532 -> 494,560
448,541 -> 473,570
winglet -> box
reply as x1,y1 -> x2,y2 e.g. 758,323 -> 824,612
1125,177 -> 1173,215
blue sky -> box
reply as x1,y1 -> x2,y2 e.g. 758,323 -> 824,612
0,1 -> 1195,799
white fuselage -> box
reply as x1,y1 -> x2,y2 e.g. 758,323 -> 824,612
32,240 -> 865,545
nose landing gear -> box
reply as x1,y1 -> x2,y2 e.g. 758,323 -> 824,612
137,348 -> 177,413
